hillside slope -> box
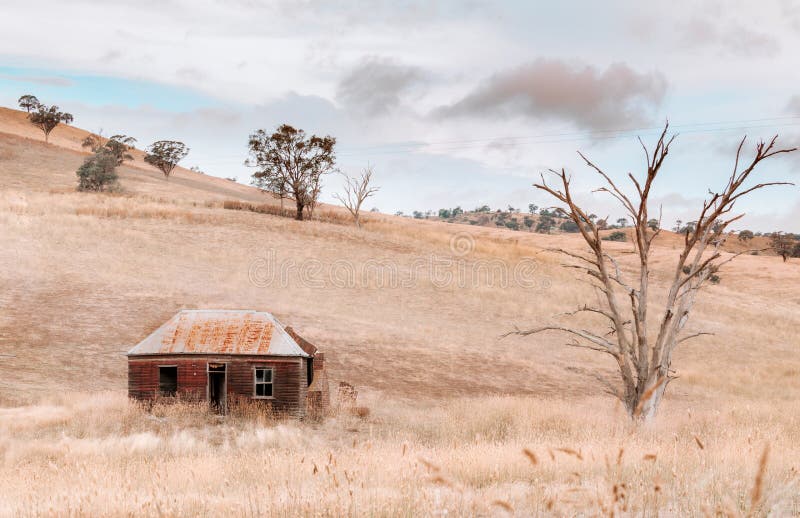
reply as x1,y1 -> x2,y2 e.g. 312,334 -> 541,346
0,107 -> 798,417
0,107 -> 266,203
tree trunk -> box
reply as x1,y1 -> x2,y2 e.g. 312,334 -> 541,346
296,202 -> 304,221
628,371 -> 667,422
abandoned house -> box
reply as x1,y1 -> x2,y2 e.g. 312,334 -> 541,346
127,310 -> 329,417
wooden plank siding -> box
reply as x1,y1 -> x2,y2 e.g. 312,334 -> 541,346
128,354 -> 309,417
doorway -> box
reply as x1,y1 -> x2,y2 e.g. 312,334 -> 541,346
208,363 -> 227,413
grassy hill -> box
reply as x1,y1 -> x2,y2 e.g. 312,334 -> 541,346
419,206 -> 776,255
1,103 -> 797,406
0,107 -> 267,202
1,107 -> 798,514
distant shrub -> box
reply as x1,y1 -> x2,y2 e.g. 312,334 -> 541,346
76,149 -> 120,192
603,231 -> 626,242
535,215 -> 555,233
560,220 -> 580,233
523,216 -> 534,229
505,220 -> 519,231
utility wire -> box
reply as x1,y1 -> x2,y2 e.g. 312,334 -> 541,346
178,116 -> 800,163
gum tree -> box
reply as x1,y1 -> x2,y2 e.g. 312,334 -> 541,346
18,94 -> 40,112
507,125 -> 795,420
246,124 -> 336,221
82,134 -> 138,166
27,103 -> 73,143
145,140 -> 189,178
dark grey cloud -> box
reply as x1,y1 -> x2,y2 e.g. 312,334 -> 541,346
336,57 -> 426,116
0,74 -> 73,87
435,59 -> 666,131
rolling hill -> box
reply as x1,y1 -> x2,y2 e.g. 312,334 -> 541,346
1,105 -> 798,406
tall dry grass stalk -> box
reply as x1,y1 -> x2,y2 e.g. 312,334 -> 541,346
0,393 -> 798,516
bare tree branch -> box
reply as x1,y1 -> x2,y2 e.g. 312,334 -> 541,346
332,164 -> 380,228
513,124 -> 795,421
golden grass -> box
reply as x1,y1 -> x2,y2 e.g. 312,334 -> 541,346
0,393 -> 797,516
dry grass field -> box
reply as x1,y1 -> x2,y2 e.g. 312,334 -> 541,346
1,108 -> 799,515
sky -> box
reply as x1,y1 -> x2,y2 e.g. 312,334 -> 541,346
1,0 -> 799,231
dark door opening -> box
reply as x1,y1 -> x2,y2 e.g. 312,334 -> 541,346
159,366 -> 178,396
208,363 -> 226,413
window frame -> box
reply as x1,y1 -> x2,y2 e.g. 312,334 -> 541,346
253,366 -> 274,399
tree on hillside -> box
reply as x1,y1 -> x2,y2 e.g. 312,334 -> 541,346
246,124 -> 336,221
505,125 -> 795,421
737,229 -> 754,242
770,232 -> 796,261
27,103 -> 73,143
82,134 -> 137,166
76,149 -> 120,192
681,221 -> 697,235
145,140 -> 189,178
535,214 -> 555,233
560,219 -> 580,233
333,165 -> 380,228
523,216 -> 534,229
18,94 -> 40,112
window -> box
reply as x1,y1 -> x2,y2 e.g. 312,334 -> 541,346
254,367 -> 273,398
159,366 -> 178,396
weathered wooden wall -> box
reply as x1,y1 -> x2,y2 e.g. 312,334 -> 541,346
128,354 -> 308,417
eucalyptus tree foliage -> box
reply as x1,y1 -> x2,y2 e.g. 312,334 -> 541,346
246,124 -> 336,221
145,140 -> 189,178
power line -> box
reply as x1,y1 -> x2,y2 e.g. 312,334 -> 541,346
339,116 -> 800,152
337,120 -> 800,156
180,115 -> 800,162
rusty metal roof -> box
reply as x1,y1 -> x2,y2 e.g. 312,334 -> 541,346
127,310 -> 310,357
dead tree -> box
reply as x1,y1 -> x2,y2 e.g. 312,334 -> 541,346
507,124 -> 795,421
333,165 -> 380,228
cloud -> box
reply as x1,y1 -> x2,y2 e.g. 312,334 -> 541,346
788,96 -> 800,115
336,57 -> 426,116
176,67 -> 206,82
680,17 -> 779,58
0,74 -> 73,87
435,59 -> 666,131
